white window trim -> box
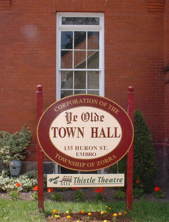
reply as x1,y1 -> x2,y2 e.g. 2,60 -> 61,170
56,12 -> 104,99
55,12 -> 105,174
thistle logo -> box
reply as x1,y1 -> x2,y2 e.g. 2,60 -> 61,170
60,176 -> 72,185
48,175 -> 73,186
48,176 -> 60,184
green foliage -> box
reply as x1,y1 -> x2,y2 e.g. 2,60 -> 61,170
110,157 -> 126,173
134,110 -> 156,193
114,190 -> 125,200
94,193 -> 104,202
134,188 -> 144,199
31,191 -> 38,200
153,190 -> 166,199
73,190 -> 85,202
9,190 -> 20,200
110,110 -> 156,195
130,199 -> 169,222
104,202 -> 125,213
50,192 -> 64,201
0,127 -> 32,163
24,170 -> 37,179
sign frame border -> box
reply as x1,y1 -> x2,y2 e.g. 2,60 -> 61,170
37,94 -> 134,171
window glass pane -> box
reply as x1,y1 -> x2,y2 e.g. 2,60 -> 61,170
74,71 -> 86,89
74,51 -> 86,68
87,51 -> 99,69
61,71 -> 73,89
74,32 -> 86,49
87,71 -> 99,89
74,90 -> 86,95
62,17 -> 99,25
61,50 -> 73,68
77,62 -> 86,69
58,13 -> 103,100
61,32 -> 73,49
88,32 -> 99,49
87,90 -> 99,95
61,90 -> 73,98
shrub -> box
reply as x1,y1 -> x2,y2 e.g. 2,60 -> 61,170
94,193 -> 104,201
114,190 -> 125,200
133,187 -> 144,199
134,110 -> 156,193
73,190 -> 85,201
50,192 -> 64,201
0,127 -> 32,163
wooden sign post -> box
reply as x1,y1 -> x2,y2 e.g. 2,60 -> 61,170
126,86 -> 135,210
36,85 -> 44,211
36,86 -> 135,211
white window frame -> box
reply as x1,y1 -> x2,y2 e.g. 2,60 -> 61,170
56,12 -> 105,99
56,12 -> 105,174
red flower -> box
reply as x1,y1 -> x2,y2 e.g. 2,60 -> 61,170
154,186 -> 161,192
32,185 -> 39,191
93,187 -> 105,193
47,188 -> 54,192
15,182 -> 22,187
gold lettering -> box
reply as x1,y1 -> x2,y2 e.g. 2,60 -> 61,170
107,104 -> 119,114
97,156 -> 113,166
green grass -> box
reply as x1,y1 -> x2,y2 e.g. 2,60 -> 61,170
0,198 -> 169,221
45,200 -> 112,213
0,199 -> 45,222
130,199 -> 169,222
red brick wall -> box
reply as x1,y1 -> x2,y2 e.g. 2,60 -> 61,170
0,0 -> 167,160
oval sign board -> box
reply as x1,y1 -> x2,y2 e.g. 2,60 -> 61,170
37,95 -> 134,171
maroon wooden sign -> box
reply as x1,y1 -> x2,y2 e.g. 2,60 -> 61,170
37,95 -> 134,171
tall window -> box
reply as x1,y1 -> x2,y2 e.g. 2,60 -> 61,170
56,13 -> 104,173
57,13 -> 104,99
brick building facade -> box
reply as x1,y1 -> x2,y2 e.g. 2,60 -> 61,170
0,0 -> 169,181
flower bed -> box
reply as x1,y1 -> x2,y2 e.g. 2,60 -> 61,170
0,174 -> 37,192
47,209 -> 130,222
